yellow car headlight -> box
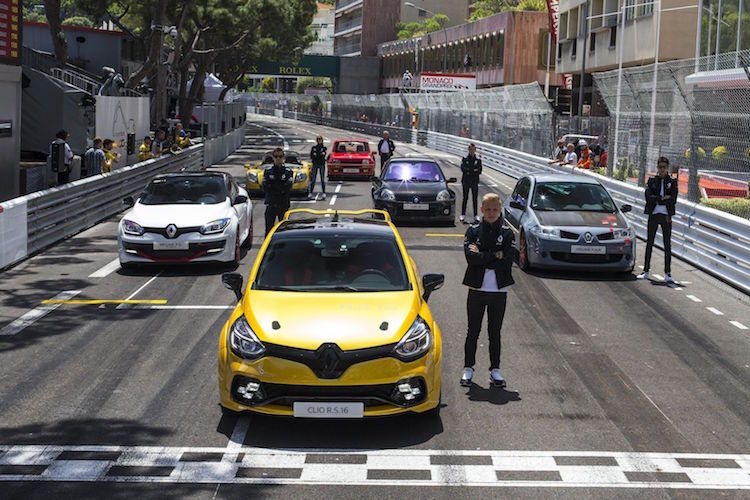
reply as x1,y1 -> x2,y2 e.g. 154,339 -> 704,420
294,171 -> 308,183
247,171 -> 258,183
393,316 -> 431,361
229,315 -> 266,360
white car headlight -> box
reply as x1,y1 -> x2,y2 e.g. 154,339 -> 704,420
200,218 -> 230,235
393,316 -> 432,361
294,172 -> 307,182
362,159 -> 373,165
331,159 -> 340,163
612,227 -> 634,239
529,224 -> 561,239
380,189 -> 396,201
247,171 -> 258,183
436,189 -> 451,201
122,219 -> 144,236
229,315 -> 266,360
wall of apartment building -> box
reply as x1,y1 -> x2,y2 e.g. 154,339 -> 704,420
399,0 -> 471,28
360,0 -> 401,56
557,0 -> 697,74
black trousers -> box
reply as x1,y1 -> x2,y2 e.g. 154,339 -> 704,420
461,180 -> 479,216
643,213 -> 672,273
380,153 -> 392,174
309,164 -> 325,193
265,204 -> 289,235
464,289 -> 507,370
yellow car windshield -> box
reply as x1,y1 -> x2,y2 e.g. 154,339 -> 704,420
254,235 -> 410,292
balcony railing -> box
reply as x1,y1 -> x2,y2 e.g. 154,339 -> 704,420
336,0 -> 363,12
334,16 -> 363,36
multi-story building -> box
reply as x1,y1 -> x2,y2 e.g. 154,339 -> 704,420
555,0 -> 698,113
334,0 -> 472,57
307,2 -> 335,55
379,10 -> 560,91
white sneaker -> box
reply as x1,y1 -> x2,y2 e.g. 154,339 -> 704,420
490,368 -> 506,388
636,271 -> 649,280
321,193 -> 326,200
665,273 -> 675,284
460,367 -> 473,387
459,215 -> 466,223
307,192 -> 314,200
475,215 -> 481,222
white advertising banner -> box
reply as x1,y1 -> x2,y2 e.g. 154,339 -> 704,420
419,72 -> 476,92
95,96 -> 150,167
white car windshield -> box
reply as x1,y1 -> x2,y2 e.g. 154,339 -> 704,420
254,235 -> 410,292
384,162 -> 444,182
140,176 -> 227,205
531,182 -> 617,212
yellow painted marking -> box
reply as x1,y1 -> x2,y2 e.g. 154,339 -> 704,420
425,233 -> 465,238
42,299 -> 168,305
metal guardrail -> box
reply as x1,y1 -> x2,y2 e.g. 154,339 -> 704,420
254,109 -> 750,295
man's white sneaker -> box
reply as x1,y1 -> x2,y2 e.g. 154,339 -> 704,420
460,367 -> 474,387
307,192 -> 314,200
665,273 -> 675,284
490,368 -> 506,388
636,271 -> 649,280
321,193 -> 326,200
459,215 -> 466,223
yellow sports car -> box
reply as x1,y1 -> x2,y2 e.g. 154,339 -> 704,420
245,150 -> 311,196
218,209 -> 444,418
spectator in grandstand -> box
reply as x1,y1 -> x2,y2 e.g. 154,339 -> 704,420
84,137 -> 106,176
562,143 -> 578,166
139,136 -> 153,161
548,138 -> 565,164
576,143 -> 592,169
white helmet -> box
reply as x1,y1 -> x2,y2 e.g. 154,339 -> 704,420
578,139 -> 588,147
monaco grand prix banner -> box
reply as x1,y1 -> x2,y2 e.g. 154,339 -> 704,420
546,0 -> 560,44
95,96 -> 150,167
419,73 -> 476,92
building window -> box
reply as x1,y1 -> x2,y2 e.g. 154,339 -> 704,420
640,0 -> 654,16
609,25 -> 617,48
538,30 -> 552,69
495,33 -> 504,66
625,0 -> 636,21
590,32 -> 596,53
558,42 -> 563,60
571,40 -> 577,59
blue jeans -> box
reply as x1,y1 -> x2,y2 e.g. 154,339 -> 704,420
310,163 -> 326,193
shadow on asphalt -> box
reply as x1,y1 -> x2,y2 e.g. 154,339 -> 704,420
465,384 -> 522,405
216,408 -> 443,450
0,418 -> 171,446
117,253 -> 252,278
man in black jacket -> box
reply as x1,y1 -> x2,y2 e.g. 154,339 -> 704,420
263,147 -> 294,235
309,135 -> 327,200
461,193 -> 515,388
638,157 -> 678,283
377,131 -> 395,175
460,143 -> 483,223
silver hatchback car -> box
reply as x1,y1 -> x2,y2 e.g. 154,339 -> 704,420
503,174 -> 636,272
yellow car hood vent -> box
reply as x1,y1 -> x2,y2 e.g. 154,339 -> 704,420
245,290 -> 419,351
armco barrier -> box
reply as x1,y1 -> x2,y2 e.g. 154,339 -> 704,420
0,124 -> 246,270
255,110 -> 750,295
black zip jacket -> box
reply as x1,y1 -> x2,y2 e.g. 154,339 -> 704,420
461,155 -> 482,184
310,144 -> 327,166
644,175 -> 678,215
377,138 -> 395,155
263,165 -> 294,207
462,219 -> 515,289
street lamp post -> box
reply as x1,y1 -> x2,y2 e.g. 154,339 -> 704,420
404,1 -> 447,72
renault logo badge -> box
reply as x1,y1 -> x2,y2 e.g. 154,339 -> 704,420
413,197 -> 419,203
166,224 -> 178,239
584,232 -> 594,244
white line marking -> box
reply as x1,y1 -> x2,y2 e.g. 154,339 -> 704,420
0,291 -> 82,336
686,295 -> 702,303
134,305 -> 234,310
706,307 -> 725,316
116,273 -> 161,310
223,416 -> 251,463
729,321 -> 748,330
88,258 -> 121,278
335,183 -> 342,193
652,274 -> 664,281
487,183 -> 498,187
329,195 -> 337,206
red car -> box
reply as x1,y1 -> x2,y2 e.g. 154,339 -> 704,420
327,139 -> 376,179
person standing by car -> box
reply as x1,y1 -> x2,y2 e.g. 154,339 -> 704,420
638,157 -> 678,284
309,135 -> 327,200
461,193 -> 515,389
460,143 -> 483,223
50,129 -> 74,185
378,130 -> 395,175
263,147 -> 294,235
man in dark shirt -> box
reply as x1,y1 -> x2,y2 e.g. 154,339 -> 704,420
638,156 -> 678,283
309,135 -> 327,200
460,143 -> 483,223
263,147 -> 294,235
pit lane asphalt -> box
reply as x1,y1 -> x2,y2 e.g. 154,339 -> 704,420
0,115 -> 748,499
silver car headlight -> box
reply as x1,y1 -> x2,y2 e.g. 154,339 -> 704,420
380,189 -> 396,201
436,189 -> 451,201
229,315 -> 266,360
612,227 -> 634,239
294,172 -> 307,183
200,218 -> 230,235
247,171 -> 258,183
122,219 -> 144,236
529,224 -> 561,239
393,316 -> 431,361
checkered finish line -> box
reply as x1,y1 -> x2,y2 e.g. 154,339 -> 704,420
1,446 -> 749,489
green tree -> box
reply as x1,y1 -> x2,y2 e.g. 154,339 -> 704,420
296,76 -> 331,94
469,0 -> 546,21
62,16 -> 93,27
261,77 -> 275,93
396,13 -> 449,40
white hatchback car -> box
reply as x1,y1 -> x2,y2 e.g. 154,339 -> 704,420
118,172 -> 252,268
